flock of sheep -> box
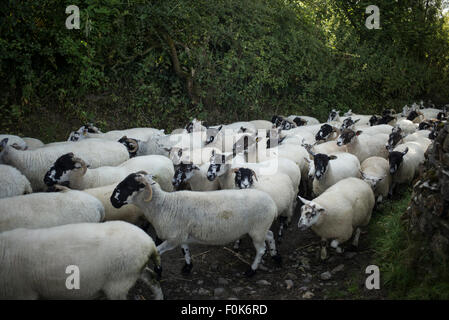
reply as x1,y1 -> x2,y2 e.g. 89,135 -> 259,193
0,101 -> 447,300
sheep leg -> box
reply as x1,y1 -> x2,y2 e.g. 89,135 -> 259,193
330,239 -> 343,253
352,228 -> 361,248
181,244 -> 193,274
278,216 -> 288,239
245,239 -> 266,277
265,230 -> 282,265
388,183 -> 396,198
233,239 -> 241,251
320,239 -> 328,260
139,267 -> 164,300
156,240 -> 178,255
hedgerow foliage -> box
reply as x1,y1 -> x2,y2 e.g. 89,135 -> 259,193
1,0 -> 448,141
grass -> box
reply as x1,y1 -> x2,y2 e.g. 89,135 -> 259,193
368,187 -> 449,299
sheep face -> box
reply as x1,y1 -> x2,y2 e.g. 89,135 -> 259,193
406,110 -> 421,121
369,115 -> 379,126
172,163 -> 200,189
298,199 -> 325,231
44,153 -> 87,187
280,120 -> 295,130
205,126 -> 223,145
437,112 -> 447,121
207,151 -> 231,181
360,172 -> 383,190
378,115 -> 395,125
118,136 -> 139,158
67,131 -> 83,142
327,109 -> 339,122
312,154 -> 337,180
234,168 -> 258,189
185,118 -> 206,133
386,131 -> 403,151
388,148 -> 409,174
418,121 -> 432,130
340,117 -> 359,131
293,117 -> 307,127
315,124 -> 334,141
336,129 -> 362,146
111,172 -> 154,208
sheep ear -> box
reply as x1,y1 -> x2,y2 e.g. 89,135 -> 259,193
329,155 -> 337,160
354,119 -> 360,123
0,138 -> 9,150
402,147 -> 409,156
297,195 -> 311,206
192,165 -> 200,170
356,130 -> 363,136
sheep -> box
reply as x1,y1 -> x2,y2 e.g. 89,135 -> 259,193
22,137 -> 45,149
406,110 -> 425,123
314,124 -> 339,143
233,168 -> 296,238
336,129 -> 389,162
305,140 -> 347,155
298,177 -> 375,259
388,141 -> 425,195
386,127 -> 404,151
110,172 -> 281,277
395,119 -> 418,135
0,134 -> 27,152
0,221 -> 163,300
172,162 -> 220,191
249,120 -> 275,131
0,186 -> 105,232
420,108 -> 443,120
44,153 -> 174,192
0,164 -> 32,199
287,115 -> 320,126
0,138 -> 129,191
83,183 -> 144,224
70,126 -> 165,142
402,133 -> 432,152
360,157 -> 392,204
353,124 -> 394,136
305,149 -> 361,196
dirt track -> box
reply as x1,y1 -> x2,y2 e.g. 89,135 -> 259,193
130,206 -> 387,300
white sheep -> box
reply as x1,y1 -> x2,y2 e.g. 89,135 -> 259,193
110,172 -> 281,276
0,134 -> 27,152
402,132 -> 432,152
233,167 -> 296,238
22,137 -> 45,149
360,156 -> 392,204
72,127 -> 165,142
249,120 -> 275,131
0,187 -> 104,232
0,138 -> 129,191
44,153 -> 174,192
0,221 -> 163,300
172,162 -> 220,191
298,177 -> 375,259
287,115 -> 320,126
388,141 -> 425,195
0,164 -> 32,199
306,150 -> 361,196
395,119 -> 418,135
336,129 -> 389,162
83,183 -> 144,224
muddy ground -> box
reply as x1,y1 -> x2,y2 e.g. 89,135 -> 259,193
130,205 -> 388,300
